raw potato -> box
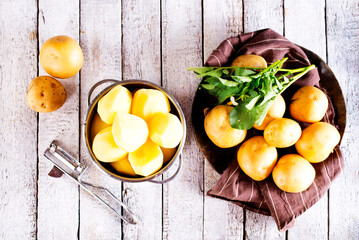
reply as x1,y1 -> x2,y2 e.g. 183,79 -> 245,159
160,147 -> 177,164
204,105 -> 247,148
237,136 -> 278,181
231,54 -> 268,68
40,35 -> 83,79
26,76 -> 66,113
264,118 -> 302,148
110,155 -> 137,177
128,139 -> 163,177
272,154 -> 316,193
149,113 -> 183,148
92,127 -> 128,163
97,85 -> 132,125
295,122 -> 340,163
131,88 -> 171,122
90,112 -> 110,142
290,86 -> 328,123
112,112 -> 149,152
253,95 -> 286,130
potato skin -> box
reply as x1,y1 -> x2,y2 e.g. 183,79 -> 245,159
231,55 -> 267,68
290,86 -> 328,123
26,76 -> 66,113
295,122 -> 340,163
272,154 -> 315,193
264,118 -> 302,148
253,95 -> 286,130
204,105 -> 247,148
237,136 -> 277,181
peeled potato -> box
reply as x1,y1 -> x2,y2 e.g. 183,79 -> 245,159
204,105 -> 247,148
90,112 -> 110,142
40,35 -> 83,79
290,86 -> 328,123
231,54 -> 267,68
160,147 -> 177,164
237,136 -> 278,181
92,126 -> 128,163
110,155 -> 137,177
131,89 -> 171,122
149,113 -> 183,148
264,118 -> 302,148
26,76 -> 66,113
295,122 -> 340,163
272,154 -> 316,193
128,139 -> 163,176
97,85 -> 132,125
112,112 -> 149,152
253,95 -> 286,130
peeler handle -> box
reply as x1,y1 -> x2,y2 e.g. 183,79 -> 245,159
149,155 -> 183,184
87,79 -> 120,107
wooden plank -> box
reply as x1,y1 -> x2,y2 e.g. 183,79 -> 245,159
161,0 -> 204,239
326,0 -> 359,239
243,1 -> 286,239
121,0 -> 162,239
284,0 -> 328,238
203,0 -> 244,239
37,0 -> 79,239
0,1 -> 38,239
79,1 -> 123,239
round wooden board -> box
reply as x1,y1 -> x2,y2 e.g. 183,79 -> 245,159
191,46 -> 346,174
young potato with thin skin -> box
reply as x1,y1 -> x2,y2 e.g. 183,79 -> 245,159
253,95 -> 286,130
97,85 -> 132,125
272,154 -> 316,193
112,112 -> 149,152
128,139 -> 163,177
40,35 -> 83,79
231,54 -> 268,68
204,105 -> 247,148
295,122 -> 340,163
131,88 -> 171,122
149,113 -> 183,148
92,127 -> 128,163
264,118 -> 302,148
237,136 -> 278,181
90,112 -> 110,142
110,155 -> 137,177
26,76 -> 66,113
290,86 -> 328,123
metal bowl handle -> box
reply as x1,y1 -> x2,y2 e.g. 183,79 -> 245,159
148,155 -> 183,184
87,79 -> 121,107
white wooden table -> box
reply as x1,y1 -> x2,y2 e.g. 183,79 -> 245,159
1,0 -> 358,239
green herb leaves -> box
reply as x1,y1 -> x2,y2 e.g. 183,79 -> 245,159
188,59 -> 315,130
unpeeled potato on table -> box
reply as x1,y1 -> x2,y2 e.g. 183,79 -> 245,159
295,122 -> 340,163
231,55 -> 267,68
237,136 -> 278,181
253,95 -> 286,130
264,118 -> 302,148
26,76 -> 66,113
290,86 -> 328,123
40,35 -> 83,79
204,105 -> 247,148
272,154 -> 316,193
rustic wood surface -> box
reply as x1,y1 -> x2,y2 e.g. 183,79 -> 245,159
0,0 -> 358,239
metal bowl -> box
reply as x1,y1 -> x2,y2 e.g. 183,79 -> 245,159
84,79 -> 186,184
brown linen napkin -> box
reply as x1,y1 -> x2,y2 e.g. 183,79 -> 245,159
206,28 -> 344,231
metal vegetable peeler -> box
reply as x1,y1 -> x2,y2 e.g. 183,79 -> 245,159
44,141 -> 138,224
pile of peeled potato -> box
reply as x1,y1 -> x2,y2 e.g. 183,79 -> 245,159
204,55 -> 340,193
